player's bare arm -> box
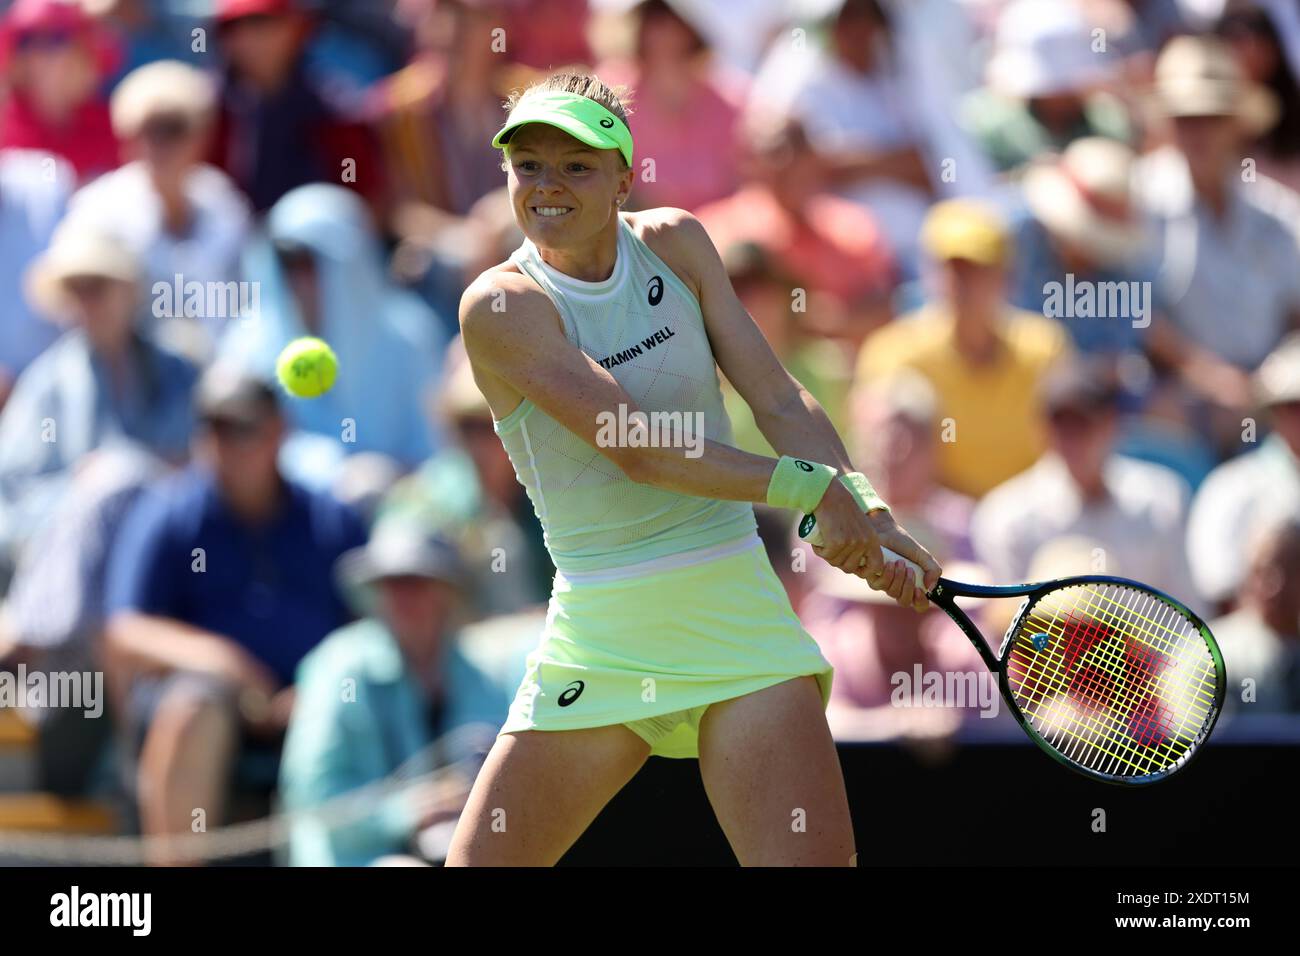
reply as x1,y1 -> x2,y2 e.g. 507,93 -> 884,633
634,207 -> 940,597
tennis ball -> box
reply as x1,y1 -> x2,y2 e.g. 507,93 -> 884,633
276,337 -> 338,398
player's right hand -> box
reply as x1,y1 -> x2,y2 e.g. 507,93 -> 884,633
862,510 -> 942,613
810,482 -> 941,613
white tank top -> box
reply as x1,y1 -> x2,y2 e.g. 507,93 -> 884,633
493,216 -> 757,577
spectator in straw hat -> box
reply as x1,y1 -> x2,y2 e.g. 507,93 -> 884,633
1137,34 -> 1300,384
0,0 -> 121,183
1014,137 -> 1156,370
280,521 -> 514,866
0,221 -> 197,581
1188,333 -> 1300,613
63,59 -> 251,350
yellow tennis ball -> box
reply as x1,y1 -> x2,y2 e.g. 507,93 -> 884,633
276,337 -> 338,398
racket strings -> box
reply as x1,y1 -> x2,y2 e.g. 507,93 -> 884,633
1019,600 -> 1190,775
1015,589 -> 1208,773
1004,582 -> 1220,779
1014,589 -> 1213,775
1019,589 -> 1215,726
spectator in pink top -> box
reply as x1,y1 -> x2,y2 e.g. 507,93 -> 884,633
0,0 -> 121,184
595,0 -> 742,212
695,114 -> 895,328
801,575 -> 989,732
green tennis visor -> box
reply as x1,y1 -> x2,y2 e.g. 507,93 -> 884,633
492,91 -> 634,167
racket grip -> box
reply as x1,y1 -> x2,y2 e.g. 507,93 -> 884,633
798,513 -> 927,588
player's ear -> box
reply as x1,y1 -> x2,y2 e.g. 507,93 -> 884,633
615,162 -> 634,207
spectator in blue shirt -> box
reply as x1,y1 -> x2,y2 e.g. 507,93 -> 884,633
104,364 -> 366,864
279,521 -> 515,866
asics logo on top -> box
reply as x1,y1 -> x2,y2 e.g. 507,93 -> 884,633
647,275 -> 664,306
558,681 -> 586,707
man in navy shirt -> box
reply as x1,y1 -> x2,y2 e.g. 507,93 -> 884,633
105,364 -> 366,863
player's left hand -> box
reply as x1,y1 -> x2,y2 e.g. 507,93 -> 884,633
859,511 -> 940,613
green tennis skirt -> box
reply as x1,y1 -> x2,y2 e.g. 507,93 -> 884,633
499,533 -> 834,759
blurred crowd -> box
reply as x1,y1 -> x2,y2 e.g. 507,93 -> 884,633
0,0 -> 1298,865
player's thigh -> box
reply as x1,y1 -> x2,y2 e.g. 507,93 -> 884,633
697,676 -> 856,867
445,724 -> 651,867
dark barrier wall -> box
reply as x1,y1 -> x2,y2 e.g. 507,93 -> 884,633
563,721 -> 1300,866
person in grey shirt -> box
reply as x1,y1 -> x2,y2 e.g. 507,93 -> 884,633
1138,36 -> 1300,395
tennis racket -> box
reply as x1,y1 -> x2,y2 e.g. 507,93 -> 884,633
799,513 -> 1226,785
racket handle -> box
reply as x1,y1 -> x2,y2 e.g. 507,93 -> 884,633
798,513 -> 926,588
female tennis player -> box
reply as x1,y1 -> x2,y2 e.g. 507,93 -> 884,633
445,72 -> 941,867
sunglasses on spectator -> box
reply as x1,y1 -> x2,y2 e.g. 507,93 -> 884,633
62,275 -> 115,301
1047,406 -> 1107,430
219,13 -> 279,33
140,114 -> 195,145
201,416 -> 264,442
273,242 -> 316,273
15,29 -> 76,51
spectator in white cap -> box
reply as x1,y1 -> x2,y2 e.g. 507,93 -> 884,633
61,58 -> 251,354
1187,333 -> 1300,613
280,520 -> 516,865
0,220 -> 198,583
964,0 -> 1131,173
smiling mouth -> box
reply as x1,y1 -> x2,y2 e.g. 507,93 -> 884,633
531,206 -> 574,218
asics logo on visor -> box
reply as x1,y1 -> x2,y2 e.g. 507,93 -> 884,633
600,117 -> 614,128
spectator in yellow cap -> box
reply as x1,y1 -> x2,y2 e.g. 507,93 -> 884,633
856,199 -> 1072,499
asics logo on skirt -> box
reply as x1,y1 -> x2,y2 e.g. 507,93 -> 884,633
558,681 -> 586,707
